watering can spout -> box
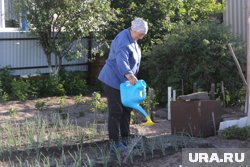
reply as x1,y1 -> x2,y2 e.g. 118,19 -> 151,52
133,105 -> 154,126
145,116 -> 154,126
120,80 -> 154,126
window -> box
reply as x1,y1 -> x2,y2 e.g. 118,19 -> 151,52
0,0 -> 26,31
4,0 -> 19,27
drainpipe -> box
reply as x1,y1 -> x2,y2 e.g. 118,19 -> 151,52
0,0 -> 5,28
247,0 -> 250,125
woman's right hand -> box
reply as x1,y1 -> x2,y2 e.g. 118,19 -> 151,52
125,73 -> 138,85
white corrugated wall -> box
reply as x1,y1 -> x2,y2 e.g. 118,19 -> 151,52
223,0 -> 247,41
1,0 -> 246,76
0,31 -> 89,75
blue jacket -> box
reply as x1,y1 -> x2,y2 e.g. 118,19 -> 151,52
98,29 -> 141,90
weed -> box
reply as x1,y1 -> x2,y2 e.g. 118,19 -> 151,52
8,107 -> 17,117
35,101 -> 46,110
75,94 -> 85,104
90,92 -> 107,114
58,96 -> 66,108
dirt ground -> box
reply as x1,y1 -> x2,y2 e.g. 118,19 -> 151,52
1,96 -> 250,167
0,96 -> 171,136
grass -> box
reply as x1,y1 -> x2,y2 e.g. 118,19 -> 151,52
218,125 -> 250,140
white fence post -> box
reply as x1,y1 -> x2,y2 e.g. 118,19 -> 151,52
173,90 -> 176,101
168,87 -> 172,120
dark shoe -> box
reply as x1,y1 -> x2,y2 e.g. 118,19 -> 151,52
121,138 -> 141,150
109,142 -> 127,153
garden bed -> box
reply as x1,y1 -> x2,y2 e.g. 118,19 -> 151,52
1,96 -> 250,167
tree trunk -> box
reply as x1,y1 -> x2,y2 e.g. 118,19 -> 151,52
46,54 -> 53,74
54,55 -> 63,75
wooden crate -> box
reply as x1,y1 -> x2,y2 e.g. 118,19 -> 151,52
171,100 -> 222,137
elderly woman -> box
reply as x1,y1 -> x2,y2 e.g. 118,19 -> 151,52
98,18 -> 148,150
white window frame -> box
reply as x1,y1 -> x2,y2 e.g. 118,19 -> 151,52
0,0 -> 21,32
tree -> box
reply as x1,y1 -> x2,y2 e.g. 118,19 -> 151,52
173,0 -> 224,23
144,21 -> 245,105
19,0 -> 116,74
106,0 -> 224,52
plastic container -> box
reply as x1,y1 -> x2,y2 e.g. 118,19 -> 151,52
120,80 -> 154,126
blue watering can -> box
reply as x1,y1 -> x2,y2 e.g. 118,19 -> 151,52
120,80 -> 154,126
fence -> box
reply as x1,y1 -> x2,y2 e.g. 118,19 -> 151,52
0,31 -> 90,76
223,0 -> 247,42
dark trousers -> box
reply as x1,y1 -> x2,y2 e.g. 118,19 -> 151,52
103,84 -> 132,142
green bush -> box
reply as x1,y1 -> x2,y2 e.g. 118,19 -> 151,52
0,69 -> 88,100
1,92 -> 9,102
28,75 -> 65,97
59,71 -> 88,95
42,75 -> 65,96
11,79 -> 30,101
28,75 -> 45,98
0,67 -> 13,95
35,100 -> 46,110
143,21 -> 245,106
90,92 -> 107,113
0,80 -> 8,102
0,80 -> 3,101
24,72 -> 87,98
130,111 -> 143,125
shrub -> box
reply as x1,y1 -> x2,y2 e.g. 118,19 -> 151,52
74,94 -> 85,105
28,75 -> 66,97
0,80 -> 3,102
11,79 -> 30,101
0,67 -> 13,94
90,92 -> 107,113
64,78 -> 87,95
1,92 -> 9,102
35,101 -> 46,110
28,75 -> 45,98
43,75 -> 65,96
130,111 -> 143,124
0,69 -> 88,99
143,21 -> 245,106
59,71 -> 88,95
25,72 -> 88,98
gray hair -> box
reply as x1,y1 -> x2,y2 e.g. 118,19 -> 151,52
131,18 -> 148,34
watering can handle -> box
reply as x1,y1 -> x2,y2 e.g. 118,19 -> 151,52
139,89 -> 146,101
125,81 -> 132,86
143,89 -> 146,98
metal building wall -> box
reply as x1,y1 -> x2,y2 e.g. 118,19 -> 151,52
0,32 -> 89,75
223,0 -> 247,41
